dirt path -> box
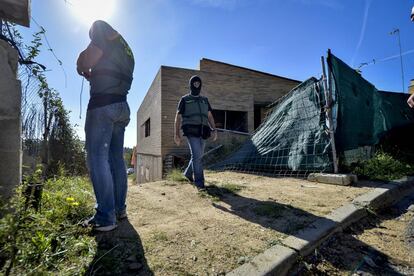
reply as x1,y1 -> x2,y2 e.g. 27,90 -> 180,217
290,193 -> 414,275
124,171 -> 373,275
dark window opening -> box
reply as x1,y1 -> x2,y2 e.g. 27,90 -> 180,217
212,110 -> 248,133
143,118 -> 150,137
254,105 -> 261,130
254,104 -> 271,130
212,110 -> 225,129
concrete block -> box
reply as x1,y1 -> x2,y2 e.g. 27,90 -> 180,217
0,0 -> 31,27
0,40 -> 18,78
0,118 -> 21,151
281,218 -> 337,256
353,179 -> 414,211
353,187 -> 391,210
307,173 -> 357,186
0,150 -> 22,199
326,203 -> 367,230
227,245 -> 298,276
0,79 -> 21,117
0,40 -> 22,201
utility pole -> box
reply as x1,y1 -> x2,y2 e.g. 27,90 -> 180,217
390,28 -> 406,93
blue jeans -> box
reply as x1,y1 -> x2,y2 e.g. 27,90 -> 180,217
85,102 -> 130,226
184,136 -> 206,188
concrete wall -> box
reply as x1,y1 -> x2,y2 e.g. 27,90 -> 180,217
136,58 -> 301,184
136,68 -> 162,183
0,0 -> 31,27
199,59 -> 301,104
136,154 -> 162,184
161,66 -> 254,158
136,68 -> 162,156
0,40 -> 22,200
160,62 -> 300,158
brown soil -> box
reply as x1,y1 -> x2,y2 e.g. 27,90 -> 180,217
125,171 -> 373,275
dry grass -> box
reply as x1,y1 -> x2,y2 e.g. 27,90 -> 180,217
127,171 -> 374,275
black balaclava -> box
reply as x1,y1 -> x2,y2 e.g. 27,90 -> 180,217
189,75 -> 202,96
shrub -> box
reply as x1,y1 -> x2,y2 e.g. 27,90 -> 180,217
0,176 -> 96,275
352,152 -> 414,181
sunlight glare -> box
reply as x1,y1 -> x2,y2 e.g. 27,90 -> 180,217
69,0 -> 116,26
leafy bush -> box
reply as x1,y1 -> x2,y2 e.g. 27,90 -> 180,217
0,176 -> 96,275
352,152 -> 414,181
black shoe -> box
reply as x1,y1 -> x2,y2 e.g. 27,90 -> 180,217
195,185 -> 206,192
82,217 -> 118,232
116,211 -> 128,220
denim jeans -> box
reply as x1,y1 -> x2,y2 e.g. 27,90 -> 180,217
184,136 -> 206,188
85,102 -> 130,226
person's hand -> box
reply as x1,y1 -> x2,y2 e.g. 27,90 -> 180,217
76,67 -> 91,79
174,134 -> 182,146
77,66 -> 83,76
408,93 -> 414,108
212,129 -> 218,141
82,71 -> 91,81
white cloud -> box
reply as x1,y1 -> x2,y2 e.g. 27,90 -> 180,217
351,0 -> 372,67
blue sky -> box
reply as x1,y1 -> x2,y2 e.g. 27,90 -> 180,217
15,0 -> 414,147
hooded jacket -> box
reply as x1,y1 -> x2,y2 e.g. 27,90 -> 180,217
90,21 -> 135,97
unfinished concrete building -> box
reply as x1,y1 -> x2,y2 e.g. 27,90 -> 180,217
136,58 -> 300,184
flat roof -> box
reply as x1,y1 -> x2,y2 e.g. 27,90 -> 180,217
201,58 -> 301,83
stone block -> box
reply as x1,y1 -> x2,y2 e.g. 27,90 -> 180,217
0,118 -> 21,151
281,217 -> 337,256
326,203 -> 367,230
0,150 -> 22,199
227,245 -> 298,276
0,79 -> 21,117
307,173 -> 357,186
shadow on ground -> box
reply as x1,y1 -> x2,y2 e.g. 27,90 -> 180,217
205,184 -> 330,235
205,183 -> 414,275
289,194 -> 414,276
86,219 -> 153,276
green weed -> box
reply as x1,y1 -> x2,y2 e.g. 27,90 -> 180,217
221,183 -> 245,193
0,176 -> 96,275
151,231 -> 169,242
166,169 -> 188,182
352,152 -> 414,181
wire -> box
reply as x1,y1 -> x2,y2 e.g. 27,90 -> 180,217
79,77 -> 85,119
358,48 -> 414,70
1,22 -> 47,70
31,17 -> 68,88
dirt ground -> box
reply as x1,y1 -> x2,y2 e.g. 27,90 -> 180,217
122,171 -> 374,275
290,193 -> 414,276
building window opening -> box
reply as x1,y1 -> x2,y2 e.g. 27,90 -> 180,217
212,110 -> 248,133
143,118 -> 150,137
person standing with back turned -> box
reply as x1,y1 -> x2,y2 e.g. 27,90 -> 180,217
77,20 -> 134,231
174,76 -> 218,190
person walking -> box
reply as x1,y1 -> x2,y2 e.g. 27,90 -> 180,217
174,75 -> 217,190
76,20 -> 134,231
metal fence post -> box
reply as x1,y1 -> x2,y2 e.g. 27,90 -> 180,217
321,55 -> 339,173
